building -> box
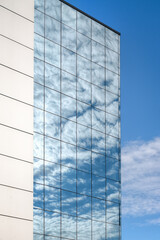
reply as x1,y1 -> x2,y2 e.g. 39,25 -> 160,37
0,0 -> 120,240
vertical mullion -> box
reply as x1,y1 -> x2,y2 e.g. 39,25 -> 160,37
60,1 -> 62,239
76,9 -> 78,240
91,19 -> 93,240
43,0 -> 45,239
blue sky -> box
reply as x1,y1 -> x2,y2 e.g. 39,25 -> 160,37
64,0 -> 160,239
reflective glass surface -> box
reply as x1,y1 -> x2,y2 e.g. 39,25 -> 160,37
34,2 -> 120,239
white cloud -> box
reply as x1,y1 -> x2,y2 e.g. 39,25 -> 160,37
122,137 -> 160,217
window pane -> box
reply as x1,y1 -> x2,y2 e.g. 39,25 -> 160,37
45,186 -> 60,212
62,24 -> 76,52
92,220 -> 105,240
62,71 -> 76,98
34,133 -> 43,159
45,15 -> 60,44
45,161 -> 60,188
106,223 -> 120,240
77,218 -> 91,240
45,136 -> 60,163
106,135 -> 120,159
34,83 -> 44,109
106,29 -> 119,53
77,194 -> 91,218
92,197 -> 105,222
106,157 -> 119,181
106,48 -> 119,74
92,20 -> 105,45
62,3 -> 76,29
77,124 -> 91,150
35,10 -> 44,36
61,165 -> 76,192
77,55 -> 91,82
45,0 -> 60,21
92,41 -> 105,67
62,48 -> 76,75
35,0 -> 44,12
106,179 -> 120,203
77,101 -> 91,127
45,112 -> 60,139
92,152 -> 105,177
77,170 -> 91,195
62,190 -> 76,216
45,88 -> 60,115
34,183 -> 43,209
106,113 -> 119,138
92,174 -> 105,199
34,158 -> 43,184
77,147 -> 91,173
92,107 -> 105,133
106,70 -> 119,95
33,208 -> 43,234
106,201 -> 120,224
61,94 -> 76,121
77,33 -> 91,59
106,92 -> 119,116
92,129 -> 105,155
34,58 -> 44,85
77,78 -> 91,104
45,39 -> 60,67
61,118 -> 76,144
45,63 -> 60,91
34,234 -> 43,240
35,34 -> 44,61
45,211 -> 60,237
62,214 -> 76,239
92,84 -> 105,111
77,11 -> 91,37
61,142 -> 76,168
92,62 -> 105,88
34,108 -> 43,134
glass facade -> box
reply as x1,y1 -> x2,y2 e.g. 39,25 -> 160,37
34,0 -> 121,239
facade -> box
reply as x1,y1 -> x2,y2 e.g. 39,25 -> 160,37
0,0 -> 120,240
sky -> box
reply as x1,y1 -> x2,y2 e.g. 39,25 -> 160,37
62,0 -> 160,239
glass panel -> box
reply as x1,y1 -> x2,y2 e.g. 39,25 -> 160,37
106,135 -> 120,159
92,220 -> 105,240
61,118 -> 76,144
77,11 -> 91,38
106,48 -> 119,74
61,165 -> 76,192
106,113 -> 119,138
106,223 -> 120,240
45,0 -> 60,21
34,158 -> 43,184
77,124 -> 91,150
33,208 -> 43,234
34,83 -> 44,109
45,136 -> 60,163
92,152 -> 105,177
45,87 -> 60,115
92,107 -> 105,132
62,3 -> 76,29
34,133 -> 43,159
35,34 -> 44,60
106,92 -> 119,116
77,78 -> 91,104
92,62 -> 105,88
77,55 -> 91,82
92,174 -> 105,199
45,237 -> 60,240
92,129 -> 105,155
62,190 -> 76,216
106,70 -> 119,95
77,33 -> 91,60
45,161 -> 60,188
106,157 -> 119,181
77,147 -> 91,173
106,29 -> 119,53
34,183 -> 43,209
106,179 -> 120,203
77,170 -> 91,195
35,0 -> 44,12
77,218 -> 91,240
45,63 -> 60,91
77,101 -> 91,128
106,201 -> 120,224
92,84 -> 105,111
34,58 -> 44,85
77,194 -> 91,218
62,71 -> 76,98
45,112 -> 60,139
45,211 -> 60,237
45,39 -> 60,67
62,24 -> 76,52
45,15 -> 60,44
92,197 -> 105,222
45,186 -> 60,212
34,234 -> 43,240
61,94 -> 76,121
92,41 -> 105,67
62,214 -> 76,239
35,10 -> 44,36
34,108 -> 43,134
92,20 -> 105,45
61,142 -> 76,168
62,48 -> 76,75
